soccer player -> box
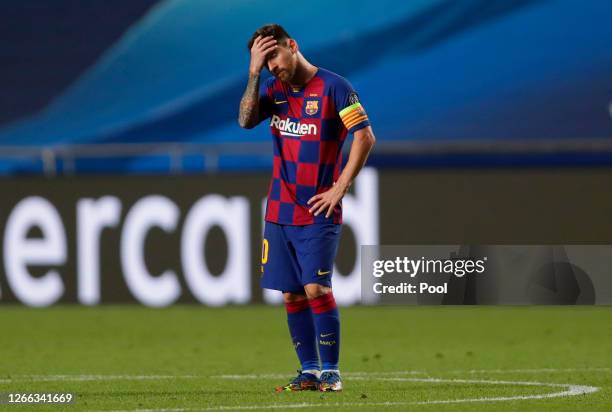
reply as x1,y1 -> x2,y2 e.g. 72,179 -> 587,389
238,24 -> 375,392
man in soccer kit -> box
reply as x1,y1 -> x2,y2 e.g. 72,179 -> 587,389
238,24 -> 376,392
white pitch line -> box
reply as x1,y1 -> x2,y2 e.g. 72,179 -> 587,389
380,377 -> 599,404
1,367 -> 607,384
453,367 -> 612,374
87,371 -> 601,412
213,371 -> 428,380
213,367 -> 612,380
0,375 -> 198,383
215,367 -> 612,379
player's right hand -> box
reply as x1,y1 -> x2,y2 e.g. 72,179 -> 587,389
249,35 -> 278,75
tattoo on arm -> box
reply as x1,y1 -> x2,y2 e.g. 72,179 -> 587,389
239,73 -> 261,128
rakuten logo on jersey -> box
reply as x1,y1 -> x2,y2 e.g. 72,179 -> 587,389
270,115 -> 317,137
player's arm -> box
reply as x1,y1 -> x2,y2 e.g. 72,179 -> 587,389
308,126 -> 376,217
336,125 -> 376,190
238,35 -> 277,129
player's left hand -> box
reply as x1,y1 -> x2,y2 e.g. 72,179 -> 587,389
307,182 -> 348,218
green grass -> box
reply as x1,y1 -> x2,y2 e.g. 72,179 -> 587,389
0,306 -> 611,411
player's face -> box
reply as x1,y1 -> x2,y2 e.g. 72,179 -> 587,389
266,40 -> 297,82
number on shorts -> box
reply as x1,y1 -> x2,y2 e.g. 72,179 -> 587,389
261,238 -> 269,264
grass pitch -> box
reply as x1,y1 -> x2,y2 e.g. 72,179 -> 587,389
0,305 -> 610,411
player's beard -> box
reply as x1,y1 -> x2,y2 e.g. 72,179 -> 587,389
277,69 -> 289,82
277,66 -> 295,83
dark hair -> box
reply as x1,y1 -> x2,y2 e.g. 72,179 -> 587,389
247,24 -> 291,51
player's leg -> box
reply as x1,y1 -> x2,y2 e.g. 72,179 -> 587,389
304,283 -> 342,392
293,223 -> 343,392
276,290 -> 321,391
260,222 -> 320,391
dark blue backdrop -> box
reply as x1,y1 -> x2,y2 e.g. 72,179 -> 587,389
1,0 -> 611,173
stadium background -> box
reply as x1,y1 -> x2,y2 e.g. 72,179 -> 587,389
1,0 -> 612,307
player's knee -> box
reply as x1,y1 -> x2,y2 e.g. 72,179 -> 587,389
304,283 -> 331,299
283,291 -> 307,304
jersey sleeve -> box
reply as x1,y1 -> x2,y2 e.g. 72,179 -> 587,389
258,76 -> 274,122
333,77 -> 370,133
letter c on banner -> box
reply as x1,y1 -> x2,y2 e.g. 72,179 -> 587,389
181,195 -> 250,306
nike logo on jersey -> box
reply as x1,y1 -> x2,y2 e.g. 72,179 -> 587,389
317,269 -> 331,276
320,332 -> 335,338
274,100 -> 287,104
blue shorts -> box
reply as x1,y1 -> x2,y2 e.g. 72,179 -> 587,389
260,222 -> 342,293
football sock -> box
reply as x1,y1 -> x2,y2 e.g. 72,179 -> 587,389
302,369 -> 321,378
309,292 -> 340,371
285,299 -> 320,371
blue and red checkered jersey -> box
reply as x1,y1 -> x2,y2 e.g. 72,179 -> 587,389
258,67 -> 370,225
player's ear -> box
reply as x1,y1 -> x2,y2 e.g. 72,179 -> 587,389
288,39 -> 298,53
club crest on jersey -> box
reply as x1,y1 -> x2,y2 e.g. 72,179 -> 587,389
305,100 -> 319,115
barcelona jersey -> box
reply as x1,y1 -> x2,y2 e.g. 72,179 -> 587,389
258,68 -> 370,225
